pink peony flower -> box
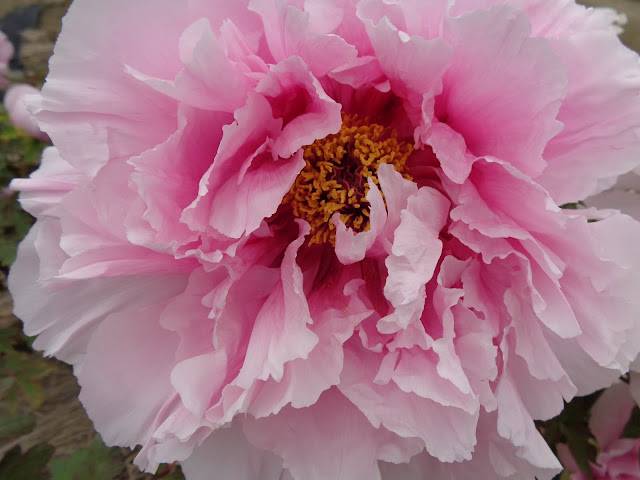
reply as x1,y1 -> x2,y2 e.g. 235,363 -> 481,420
4,84 -> 50,141
0,30 -> 13,90
8,0 -> 640,478
558,382 -> 640,480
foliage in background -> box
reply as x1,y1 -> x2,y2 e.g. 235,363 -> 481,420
0,104 -> 42,267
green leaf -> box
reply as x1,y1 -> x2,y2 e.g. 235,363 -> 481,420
563,426 -> 595,480
0,413 -> 36,444
19,381 -> 46,410
622,407 -> 640,438
0,443 -> 54,479
0,378 -> 14,397
50,435 -> 124,480
560,201 -> 586,210
0,329 -> 16,355
152,463 -> 185,480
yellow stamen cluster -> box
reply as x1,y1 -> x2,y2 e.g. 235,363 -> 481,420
284,114 -> 413,246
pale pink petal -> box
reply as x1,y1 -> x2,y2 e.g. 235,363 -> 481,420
249,0 -> 357,77
8,224 -> 189,365
34,0 -> 197,173
11,147 -> 83,216
127,18 -> 254,113
77,301 -> 181,447
333,177 -> 387,264
356,0 -> 448,40
234,221 -> 318,386
127,107 -> 232,252
361,14 -> 452,122
423,122 -> 476,184
182,94 -> 297,239
246,273 -> 373,417
380,412 -> 561,480
379,187 -> 449,333
244,388 -> 423,480
538,33 -> 640,204
340,344 -> 478,463
255,56 -> 342,158
181,423 -> 288,480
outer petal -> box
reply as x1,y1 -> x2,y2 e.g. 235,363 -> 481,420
380,412 -> 561,480
181,423 -> 288,480
538,33 -> 640,203
11,147 -> 83,217
8,223 -> 189,365
244,388 -> 422,480
76,301 -> 181,447
34,0 -> 196,174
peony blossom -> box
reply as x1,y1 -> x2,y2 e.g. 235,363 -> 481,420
558,382 -> 640,480
0,30 -> 13,90
8,0 -> 640,478
4,84 -> 50,141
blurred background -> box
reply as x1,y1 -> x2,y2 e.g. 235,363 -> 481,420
0,1 -> 638,479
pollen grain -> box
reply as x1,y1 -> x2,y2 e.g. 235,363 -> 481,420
284,114 -> 413,246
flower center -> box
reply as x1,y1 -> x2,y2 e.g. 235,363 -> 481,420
284,114 -> 413,246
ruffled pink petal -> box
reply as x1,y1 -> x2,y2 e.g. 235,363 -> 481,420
246,272 -> 372,417
127,18 -> 254,113
127,107 -> 232,252
423,122 -> 476,184
380,412 -> 561,480
379,186 -> 449,333
255,55 -> 342,158
449,0 -> 624,37
437,4 -> 566,178
233,221 -> 318,386
34,0 -> 197,174
494,356 -> 565,474
361,13 -> 452,122
249,0 -> 357,78
340,343 -> 478,463
244,388 -> 423,480
333,177 -> 387,264
182,94 -> 300,239
356,0 -> 448,40
8,222 -> 189,364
